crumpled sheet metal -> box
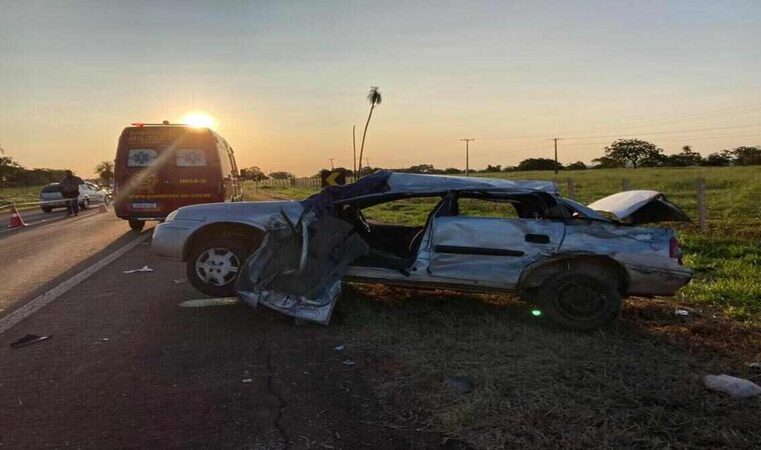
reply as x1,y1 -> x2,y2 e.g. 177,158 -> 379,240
236,213 -> 369,324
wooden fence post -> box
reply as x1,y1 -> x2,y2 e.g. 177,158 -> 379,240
566,178 -> 576,200
697,176 -> 708,232
621,177 -> 630,191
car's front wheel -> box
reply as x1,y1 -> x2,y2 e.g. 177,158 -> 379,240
536,272 -> 621,331
187,238 -> 252,297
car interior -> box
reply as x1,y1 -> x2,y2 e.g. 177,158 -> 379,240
339,194 -> 448,271
340,190 -> 562,272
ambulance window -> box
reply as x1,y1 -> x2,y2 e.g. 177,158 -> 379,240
127,149 -> 158,167
176,149 -> 208,167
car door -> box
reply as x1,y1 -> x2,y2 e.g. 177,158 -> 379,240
86,183 -> 101,203
427,193 -> 565,289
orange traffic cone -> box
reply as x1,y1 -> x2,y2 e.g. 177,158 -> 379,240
7,205 -> 28,228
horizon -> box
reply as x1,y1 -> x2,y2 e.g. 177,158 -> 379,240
1,0 -> 760,177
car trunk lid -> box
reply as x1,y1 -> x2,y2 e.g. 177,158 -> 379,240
587,190 -> 690,224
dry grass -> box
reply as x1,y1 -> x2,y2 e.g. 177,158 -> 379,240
335,285 -> 761,449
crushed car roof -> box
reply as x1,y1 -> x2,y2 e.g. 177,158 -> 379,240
302,171 -> 560,214
385,172 -> 559,194
312,171 -> 558,201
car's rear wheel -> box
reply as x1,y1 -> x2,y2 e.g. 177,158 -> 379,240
187,238 -> 252,297
80,198 -> 90,210
536,272 -> 621,331
128,219 -> 145,231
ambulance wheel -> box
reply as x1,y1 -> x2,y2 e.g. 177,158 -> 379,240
128,219 -> 145,231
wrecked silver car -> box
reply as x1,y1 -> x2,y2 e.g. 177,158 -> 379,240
152,171 -> 692,330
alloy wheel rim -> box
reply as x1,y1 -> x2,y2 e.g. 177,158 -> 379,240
195,248 -> 240,287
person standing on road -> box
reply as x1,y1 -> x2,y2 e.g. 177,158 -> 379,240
60,170 -> 84,216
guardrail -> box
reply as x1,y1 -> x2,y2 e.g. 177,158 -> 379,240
0,197 -> 112,212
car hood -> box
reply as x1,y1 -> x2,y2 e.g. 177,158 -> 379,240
173,200 -> 304,227
587,190 -> 690,224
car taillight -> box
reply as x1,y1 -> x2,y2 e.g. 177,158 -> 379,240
669,236 -> 683,265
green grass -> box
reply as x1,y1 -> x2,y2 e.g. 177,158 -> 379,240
244,167 -> 761,322
0,185 -> 44,207
475,166 -> 761,237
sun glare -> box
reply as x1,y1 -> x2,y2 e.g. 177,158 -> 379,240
179,112 -> 217,129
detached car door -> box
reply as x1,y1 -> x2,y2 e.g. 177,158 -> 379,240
427,193 -> 565,289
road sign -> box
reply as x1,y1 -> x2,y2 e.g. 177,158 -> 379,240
321,169 -> 346,187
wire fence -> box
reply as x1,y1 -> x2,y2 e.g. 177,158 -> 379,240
250,174 -> 719,233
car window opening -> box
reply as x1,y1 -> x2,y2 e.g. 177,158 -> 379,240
344,195 -> 445,271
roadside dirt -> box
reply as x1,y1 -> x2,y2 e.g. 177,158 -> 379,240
335,285 -> 761,449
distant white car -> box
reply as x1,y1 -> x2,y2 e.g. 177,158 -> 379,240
39,182 -> 110,212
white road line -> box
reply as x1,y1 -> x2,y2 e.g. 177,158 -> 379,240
0,232 -> 151,335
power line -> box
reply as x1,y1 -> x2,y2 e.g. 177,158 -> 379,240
467,102 -> 761,143
561,122 -> 761,141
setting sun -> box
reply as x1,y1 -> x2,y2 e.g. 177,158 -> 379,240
179,112 -> 217,129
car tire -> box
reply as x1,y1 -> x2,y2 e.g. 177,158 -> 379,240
41,206 -> 52,213
186,238 -> 252,297
128,219 -> 145,231
81,198 -> 90,210
536,272 -> 621,331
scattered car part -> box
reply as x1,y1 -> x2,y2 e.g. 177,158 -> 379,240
123,265 -> 153,274
10,334 -> 51,349
704,374 -> 761,398
178,297 -> 241,308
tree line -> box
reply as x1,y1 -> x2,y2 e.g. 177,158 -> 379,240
0,153 -> 114,189
238,139 -> 761,181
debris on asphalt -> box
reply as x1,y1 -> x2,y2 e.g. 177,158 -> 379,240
445,376 -> 474,394
101,338 -> 110,342
704,374 -> 761,398
675,309 -> 690,316
178,297 -> 240,308
334,344 -> 345,352
123,265 -> 154,274
242,378 -> 253,383
342,359 -> 355,367
10,334 -> 51,349
173,278 -> 186,284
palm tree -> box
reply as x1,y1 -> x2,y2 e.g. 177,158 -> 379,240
95,161 -> 114,186
357,86 -> 382,174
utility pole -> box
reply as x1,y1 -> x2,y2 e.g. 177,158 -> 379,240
553,137 -> 560,174
328,158 -> 335,170
460,138 -> 475,176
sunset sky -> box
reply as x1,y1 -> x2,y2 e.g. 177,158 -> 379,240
1,0 -> 760,177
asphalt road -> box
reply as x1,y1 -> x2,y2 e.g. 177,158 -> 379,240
0,212 -> 455,449
0,208 -> 143,313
